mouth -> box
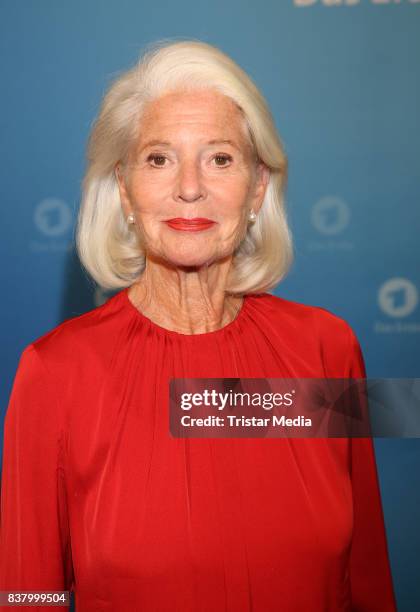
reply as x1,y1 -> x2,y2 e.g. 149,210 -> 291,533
164,218 -> 216,232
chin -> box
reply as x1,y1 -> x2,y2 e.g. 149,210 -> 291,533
160,249 -> 220,269
165,257 -> 214,269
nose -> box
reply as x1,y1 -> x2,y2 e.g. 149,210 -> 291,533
174,158 -> 205,203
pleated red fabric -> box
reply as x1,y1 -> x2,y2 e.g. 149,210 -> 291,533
0,288 -> 397,611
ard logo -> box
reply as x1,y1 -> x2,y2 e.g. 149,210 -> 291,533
311,196 -> 350,236
378,278 -> 418,318
33,197 -> 72,237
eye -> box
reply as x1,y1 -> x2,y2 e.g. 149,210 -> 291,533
147,153 -> 167,167
213,153 -> 233,167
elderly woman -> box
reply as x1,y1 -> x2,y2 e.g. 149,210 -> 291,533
0,40 -> 396,611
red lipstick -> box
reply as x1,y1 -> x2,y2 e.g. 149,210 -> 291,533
164,218 -> 216,232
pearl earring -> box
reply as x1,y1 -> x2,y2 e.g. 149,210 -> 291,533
127,213 -> 135,224
248,208 -> 257,223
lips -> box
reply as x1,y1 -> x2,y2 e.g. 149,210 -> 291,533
164,218 -> 216,231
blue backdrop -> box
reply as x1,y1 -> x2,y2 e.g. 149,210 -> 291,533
1,1 -> 419,610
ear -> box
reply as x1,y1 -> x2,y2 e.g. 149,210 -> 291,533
114,163 -> 133,219
251,161 -> 270,214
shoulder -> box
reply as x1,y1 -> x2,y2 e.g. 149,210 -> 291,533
23,290 -> 125,373
251,292 -> 364,375
253,291 -> 356,340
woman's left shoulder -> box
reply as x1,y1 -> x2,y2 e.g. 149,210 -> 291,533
254,293 -> 364,375
255,292 -> 357,340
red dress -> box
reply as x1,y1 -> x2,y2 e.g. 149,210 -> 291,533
0,288 -> 397,611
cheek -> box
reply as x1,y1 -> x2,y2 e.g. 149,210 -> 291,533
129,184 -> 161,216
213,181 -> 251,215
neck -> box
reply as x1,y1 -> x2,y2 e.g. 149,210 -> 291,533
128,254 -> 243,334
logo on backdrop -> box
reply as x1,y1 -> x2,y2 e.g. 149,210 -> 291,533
375,277 -> 420,333
308,195 -> 354,251
311,196 -> 350,235
294,0 -> 420,7
30,197 -> 73,252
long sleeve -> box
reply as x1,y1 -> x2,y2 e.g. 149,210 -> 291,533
0,344 -> 74,610
345,327 -> 397,611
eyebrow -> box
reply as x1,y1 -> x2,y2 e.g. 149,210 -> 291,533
138,139 -> 241,153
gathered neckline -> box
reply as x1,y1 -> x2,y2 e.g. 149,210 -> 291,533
121,286 -> 250,338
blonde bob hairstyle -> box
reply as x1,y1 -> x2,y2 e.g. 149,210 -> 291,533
76,38 -> 293,295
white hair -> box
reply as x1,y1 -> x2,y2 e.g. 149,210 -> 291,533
75,38 -> 293,295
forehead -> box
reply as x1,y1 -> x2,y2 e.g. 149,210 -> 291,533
137,89 -> 250,144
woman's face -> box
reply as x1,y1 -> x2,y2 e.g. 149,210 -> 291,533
115,88 -> 269,269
